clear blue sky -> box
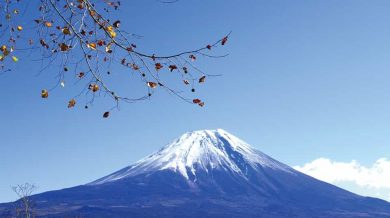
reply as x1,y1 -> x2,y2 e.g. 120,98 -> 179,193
1,0 -> 390,202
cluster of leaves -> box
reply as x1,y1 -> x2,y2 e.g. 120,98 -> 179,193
1,0 -> 229,118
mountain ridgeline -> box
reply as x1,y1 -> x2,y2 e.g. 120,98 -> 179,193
1,129 -> 390,217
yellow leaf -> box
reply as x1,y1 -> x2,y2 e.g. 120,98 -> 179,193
107,26 -> 116,38
17,26 -> 22,31
12,56 -> 18,62
0,45 -> 7,52
109,30 -> 116,38
87,43 -> 96,50
89,84 -> 99,92
107,26 -> 114,32
105,43 -> 112,53
45,21 -> 52,27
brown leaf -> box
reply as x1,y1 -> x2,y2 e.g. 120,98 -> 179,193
193,99 -> 201,104
78,72 -> 85,78
221,36 -> 228,45
132,64 -> 139,70
199,76 -> 206,83
189,54 -> 196,61
168,65 -> 177,72
89,9 -> 95,16
155,63 -> 163,71
147,82 -> 158,88
41,89 -> 49,98
97,40 -> 105,46
62,27 -> 71,35
103,111 -> 110,118
59,43 -> 70,51
68,99 -> 76,108
89,84 -> 99,92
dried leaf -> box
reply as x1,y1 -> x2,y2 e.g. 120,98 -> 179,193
41,89 -> 49,98
87,43 -> 97,50
189,54 -> 196,61
44,21 -> 52,27
68,99 -> 76,108
199,76 -> 206,83
107,26 -> 116,38
97,40 -> 104,46
0,45 -> 7,52
78,72 -> 85,78
169,65 -> 177,72
193,99 -> 201,104
155,63 -> 163,71
103,111 -> 110,118
221,36 -> 228,45
89,84 -> 99,92
89,9 -> 96,16
147,82 -> 158,88
62,27 -> 71,35
60,43 -> 70,51
132,64 -> 139,70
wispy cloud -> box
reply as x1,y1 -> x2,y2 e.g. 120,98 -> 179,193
294,158 -> 390,201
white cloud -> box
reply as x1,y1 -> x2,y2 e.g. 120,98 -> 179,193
294,158 -> 390,201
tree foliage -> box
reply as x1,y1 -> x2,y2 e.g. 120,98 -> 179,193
0,0 -> 229,117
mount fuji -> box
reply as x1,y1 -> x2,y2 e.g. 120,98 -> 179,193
1,129 -> 390,217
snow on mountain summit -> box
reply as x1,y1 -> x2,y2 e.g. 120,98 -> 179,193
90,129 -> 294,185
3,130 -> 390,218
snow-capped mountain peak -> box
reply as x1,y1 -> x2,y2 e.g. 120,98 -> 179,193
90,129 -> 293,185
4,130 -> 390,218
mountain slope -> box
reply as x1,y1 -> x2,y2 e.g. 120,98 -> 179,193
1,129 -> 390,218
